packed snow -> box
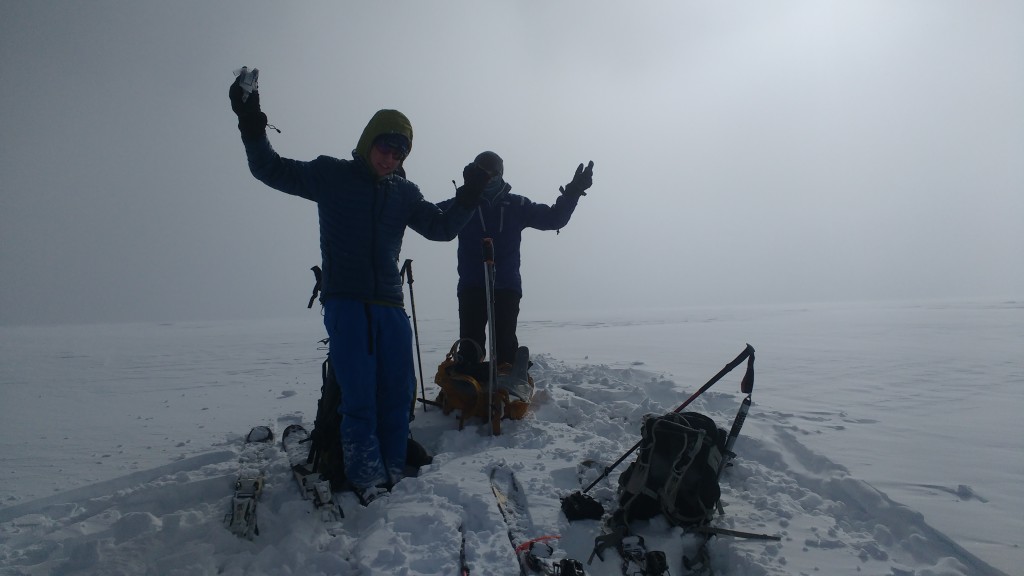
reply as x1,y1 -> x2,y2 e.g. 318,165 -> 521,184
0,300 -> 1019,575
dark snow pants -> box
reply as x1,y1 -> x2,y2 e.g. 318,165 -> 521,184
457,288 -> 521,367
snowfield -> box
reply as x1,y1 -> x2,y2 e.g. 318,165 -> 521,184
0,300 -> 1019,575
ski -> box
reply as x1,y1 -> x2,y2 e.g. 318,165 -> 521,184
459,522 -> 470,575
224,425 -> 274,539
489,465 -> 585,575
482,238 -> 498,435
281,423 -> 344,535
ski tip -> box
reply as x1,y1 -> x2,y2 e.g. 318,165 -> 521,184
282,423 -> 306,439
246,425 -> 274,443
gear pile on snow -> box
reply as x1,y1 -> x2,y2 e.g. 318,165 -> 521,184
434,342 -> 534,433
555,345 -> 780,575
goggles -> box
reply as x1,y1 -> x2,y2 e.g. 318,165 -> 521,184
373,133 -> 410,161
374,141 -> 408,162
475,161 -> 502,178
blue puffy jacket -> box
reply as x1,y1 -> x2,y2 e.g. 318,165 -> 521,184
243,135 -> 473,307
438,185 -> 579,296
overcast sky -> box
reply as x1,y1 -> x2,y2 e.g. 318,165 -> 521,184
2,1 -> 1021,326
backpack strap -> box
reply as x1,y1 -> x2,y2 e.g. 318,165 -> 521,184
660,424 -> 707,515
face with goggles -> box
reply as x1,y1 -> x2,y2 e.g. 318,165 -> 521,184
475,161 -> 500,179
369,135 -> 410,177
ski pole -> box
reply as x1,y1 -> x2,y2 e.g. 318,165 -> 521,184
482,238 -> 498,434
400,259 -> 427,413
579,344 -> 755,494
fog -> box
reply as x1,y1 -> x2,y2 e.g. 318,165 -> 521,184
2,0 -> 1021,326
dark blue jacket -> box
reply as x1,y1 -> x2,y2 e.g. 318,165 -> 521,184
244,136 -> 473,306
438,187 -> 579,295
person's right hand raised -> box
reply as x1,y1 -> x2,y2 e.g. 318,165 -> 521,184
228,75 -> 267,139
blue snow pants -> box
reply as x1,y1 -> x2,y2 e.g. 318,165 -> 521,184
323,298 -> 414,489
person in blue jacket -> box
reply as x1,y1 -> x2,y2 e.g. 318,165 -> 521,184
229,76 -> 489,504
438,151 -> 594,370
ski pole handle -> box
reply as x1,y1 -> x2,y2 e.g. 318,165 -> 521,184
400,259 -> 414,284
740,345 -> 755,394
671,343 -> 754,416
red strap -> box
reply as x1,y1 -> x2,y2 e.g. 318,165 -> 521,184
514,534 -> 561,553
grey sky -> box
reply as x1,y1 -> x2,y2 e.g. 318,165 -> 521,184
2,1 -> 1021,326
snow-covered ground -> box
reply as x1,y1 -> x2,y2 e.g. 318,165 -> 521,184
0,299 -> 1019,575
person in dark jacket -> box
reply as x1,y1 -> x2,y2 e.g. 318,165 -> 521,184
229,75 -> 489,504
438,151 -> 594,369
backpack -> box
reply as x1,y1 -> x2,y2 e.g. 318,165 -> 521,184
616,411 -> 727,527
305,354 -> 433,491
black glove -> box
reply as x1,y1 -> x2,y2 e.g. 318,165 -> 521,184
559,160 -> 595,197
229,79 -> 267,140
456,162 -> 491,208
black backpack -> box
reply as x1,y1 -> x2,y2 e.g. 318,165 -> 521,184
305,354 -> 433,491
617,411 -> 727,527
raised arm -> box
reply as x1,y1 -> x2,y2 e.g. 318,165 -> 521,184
524,160 -> 595,230
229,73 -> 318,202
